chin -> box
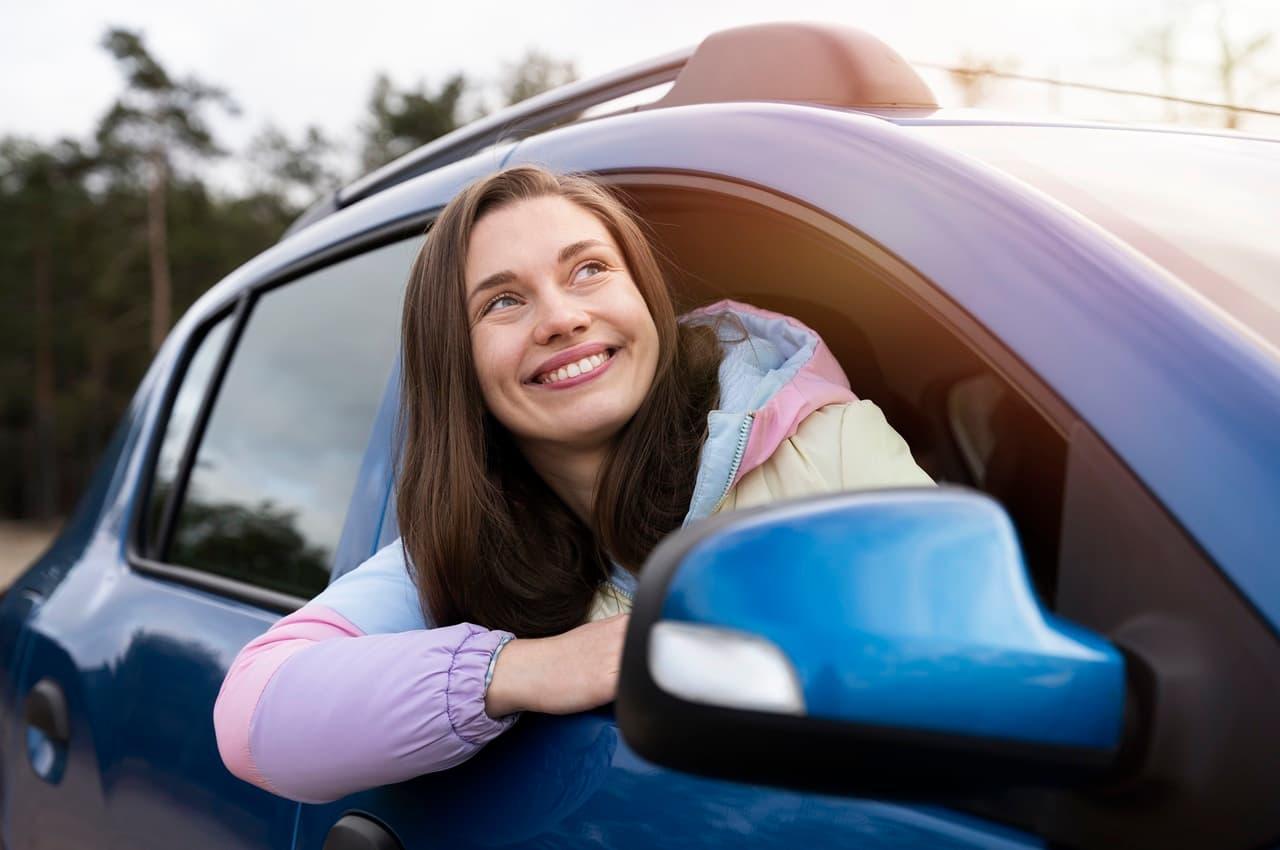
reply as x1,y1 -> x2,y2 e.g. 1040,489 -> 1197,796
525,407 -> 637,451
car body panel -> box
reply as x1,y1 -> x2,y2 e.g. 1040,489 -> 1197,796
293,713 -> 1044,850
0,319 -> 302,849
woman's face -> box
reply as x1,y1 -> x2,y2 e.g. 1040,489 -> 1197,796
464,195 -> 660,455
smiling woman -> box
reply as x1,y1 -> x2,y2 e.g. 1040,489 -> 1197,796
399,168 -> 724,644
212,165 -> 933,804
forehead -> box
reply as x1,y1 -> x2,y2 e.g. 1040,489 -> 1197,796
465,195 -> 617,288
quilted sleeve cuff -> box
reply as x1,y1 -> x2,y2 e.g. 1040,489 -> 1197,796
447,626 -> 520,744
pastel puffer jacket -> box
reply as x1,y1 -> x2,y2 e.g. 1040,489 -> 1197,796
212,300 -> 933,803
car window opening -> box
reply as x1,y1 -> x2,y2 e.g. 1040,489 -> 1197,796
624,182 -> 1070,606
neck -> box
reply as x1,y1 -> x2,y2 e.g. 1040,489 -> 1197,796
520,438 -> 612,526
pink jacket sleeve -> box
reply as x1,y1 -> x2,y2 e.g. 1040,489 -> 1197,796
212,601 -> 517,804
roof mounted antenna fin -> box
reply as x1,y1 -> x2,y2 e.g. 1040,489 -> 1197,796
653,22 -> 937,110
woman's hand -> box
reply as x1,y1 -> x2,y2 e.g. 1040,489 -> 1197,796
484,614 -> 629,718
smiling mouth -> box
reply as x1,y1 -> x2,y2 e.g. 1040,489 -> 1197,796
532,348 -> 617,385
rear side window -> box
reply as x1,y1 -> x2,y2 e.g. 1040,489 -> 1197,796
160,238 -> 419,598
144,317 -> 233,555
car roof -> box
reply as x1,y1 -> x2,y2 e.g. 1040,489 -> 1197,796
284,21 -> 1277,240
285,21 -> 941,237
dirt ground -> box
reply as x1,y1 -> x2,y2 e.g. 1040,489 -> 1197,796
0,520 -> 62,593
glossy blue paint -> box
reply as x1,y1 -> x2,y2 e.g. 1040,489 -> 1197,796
660,489 -> 1127,750
295,710 -> 1043,850
0,359 -> 300,848
507,103 -> 1280,633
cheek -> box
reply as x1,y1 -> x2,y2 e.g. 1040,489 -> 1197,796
470,330 -> 521,401
614,281 -> 658,345
630,298 -> 660,370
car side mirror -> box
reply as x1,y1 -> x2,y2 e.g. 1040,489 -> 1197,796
617,488 -> 1130,796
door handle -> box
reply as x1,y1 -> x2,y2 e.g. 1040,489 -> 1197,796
24,677 -> 69,782
25,678 -> 69,746
324,814 -> 404,850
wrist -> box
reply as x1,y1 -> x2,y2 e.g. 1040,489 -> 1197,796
483,632 -> 515,689
484,637 -> 532,718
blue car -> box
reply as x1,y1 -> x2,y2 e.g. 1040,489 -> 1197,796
2,22 -> 1277,850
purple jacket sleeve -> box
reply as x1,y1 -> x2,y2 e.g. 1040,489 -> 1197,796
212,603 -> 517,804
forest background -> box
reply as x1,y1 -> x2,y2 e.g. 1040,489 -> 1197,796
1,28 -> 578,537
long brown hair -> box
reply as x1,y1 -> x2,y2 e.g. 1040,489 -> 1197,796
396,166 -> 722,637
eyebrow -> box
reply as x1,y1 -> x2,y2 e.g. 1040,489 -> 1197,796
467,239 -> 611,307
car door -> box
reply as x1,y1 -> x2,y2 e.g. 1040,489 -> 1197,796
1,235 -> 418,850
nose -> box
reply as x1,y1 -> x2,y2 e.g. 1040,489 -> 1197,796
532,288 -> 590,345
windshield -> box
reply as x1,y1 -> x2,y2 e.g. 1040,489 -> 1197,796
912,124 -> 1280,352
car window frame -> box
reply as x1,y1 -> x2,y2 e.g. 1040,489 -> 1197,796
126,213 -> 432,614
336,171 -> 1087,582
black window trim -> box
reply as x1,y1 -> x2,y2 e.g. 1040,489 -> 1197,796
126,211 -> 435,614
153,292 -> 251,562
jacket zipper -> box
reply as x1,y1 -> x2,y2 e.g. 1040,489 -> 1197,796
606,413 -> 755,602
711,412 -> 754,515
605,579 -> 634,603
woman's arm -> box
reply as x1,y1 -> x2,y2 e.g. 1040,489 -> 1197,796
212,540 -> 518,803
212,538 -> 629,804
213,601 -> 516,804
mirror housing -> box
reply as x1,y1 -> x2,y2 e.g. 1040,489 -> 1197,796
618,488 -> 1129,795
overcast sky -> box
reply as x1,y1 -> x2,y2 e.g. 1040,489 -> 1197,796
5,0 -> 1278,183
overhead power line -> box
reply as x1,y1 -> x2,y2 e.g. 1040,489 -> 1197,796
913,61 -> 1280,119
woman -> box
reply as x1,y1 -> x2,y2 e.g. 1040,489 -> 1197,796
213,166 -> 932,804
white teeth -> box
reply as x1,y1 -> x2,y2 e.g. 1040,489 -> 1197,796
537,350 -> 613,385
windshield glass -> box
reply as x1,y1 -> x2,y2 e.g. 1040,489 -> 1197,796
913,124 -> 1280,351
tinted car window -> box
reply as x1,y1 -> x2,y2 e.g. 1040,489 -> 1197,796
167,238 -> 419,597
145,316 -> 232,556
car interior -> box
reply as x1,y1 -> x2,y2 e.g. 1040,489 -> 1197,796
619,180 -> 1073,608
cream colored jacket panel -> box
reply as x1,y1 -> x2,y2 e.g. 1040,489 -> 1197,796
714,400 -> 933,514
586,400 -> 931,621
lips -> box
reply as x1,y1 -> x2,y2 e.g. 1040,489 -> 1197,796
526,342 -> 617,384
534,348 -> 617,385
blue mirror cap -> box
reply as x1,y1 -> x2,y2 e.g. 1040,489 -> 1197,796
646,488 -> 1126,754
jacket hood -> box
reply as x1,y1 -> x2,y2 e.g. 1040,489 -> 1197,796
606,299 -> 856,600
681,300 -> 857,524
